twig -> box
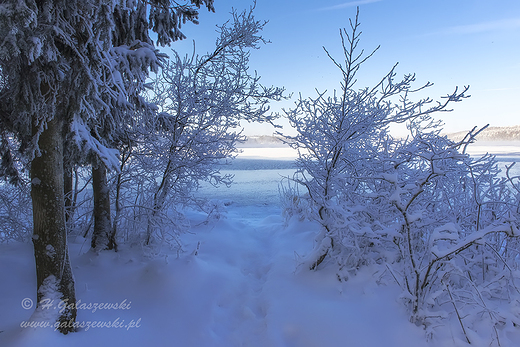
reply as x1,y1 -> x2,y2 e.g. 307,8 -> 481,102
444,281 -> 471,344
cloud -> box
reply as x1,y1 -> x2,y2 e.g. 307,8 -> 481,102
317,0 -> 383,12
440,18 -> 520,35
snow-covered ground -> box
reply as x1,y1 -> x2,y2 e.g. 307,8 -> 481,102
1,142 -> 520,346
0,205 -> 431,347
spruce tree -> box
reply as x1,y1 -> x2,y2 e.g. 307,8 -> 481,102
0,0 -> 214,333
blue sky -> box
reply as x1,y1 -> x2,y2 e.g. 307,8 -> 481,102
171,0 -> 520,136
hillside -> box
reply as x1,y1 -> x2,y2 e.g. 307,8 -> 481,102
446,125 -> 520,142
242,127 -> 520,146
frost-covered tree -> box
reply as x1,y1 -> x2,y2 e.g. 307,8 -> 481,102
0,0 -> 214,333
88,1 -> 216,252
281,9 -> 520,343
280,8 -> 468,270
135,6 -> 285,245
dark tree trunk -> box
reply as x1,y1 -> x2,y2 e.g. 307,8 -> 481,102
91,160 -> 116,251
31,116 -> 77,334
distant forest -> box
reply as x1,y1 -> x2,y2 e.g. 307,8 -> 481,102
243,125 -> 520,147
447,125 -> 520,141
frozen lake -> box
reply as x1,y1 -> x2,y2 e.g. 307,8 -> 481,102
196,142 -> 520,206
468,141 -> 520,179
195,147 -> 298,205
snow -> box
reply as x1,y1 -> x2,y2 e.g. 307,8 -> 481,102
0,205 -> 430,347
1,145 -> 520,346
71,118 -> 120,172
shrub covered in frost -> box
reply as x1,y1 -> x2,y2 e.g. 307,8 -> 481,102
280,8 -> 520,344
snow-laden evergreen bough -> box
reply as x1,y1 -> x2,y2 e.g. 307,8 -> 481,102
280,8 -> 520,345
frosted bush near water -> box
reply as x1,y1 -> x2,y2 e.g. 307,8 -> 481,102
122,6 -> 285,247
278,177 -> 313,223
277,8 -> 520,344
281,122 -> 520,344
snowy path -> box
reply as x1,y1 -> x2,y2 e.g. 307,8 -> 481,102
1,203 -> 432,347
178,204 -> 429,347
194,205 -> 277,345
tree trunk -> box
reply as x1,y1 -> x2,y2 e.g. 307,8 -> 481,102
112,170 -> 123,250
112,146 -> 132,250
63,120 -> 74,232
64,164 -> 74,230
145,169 -> 172,245
31,116 -> 77,334
91,160 -> 116,251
